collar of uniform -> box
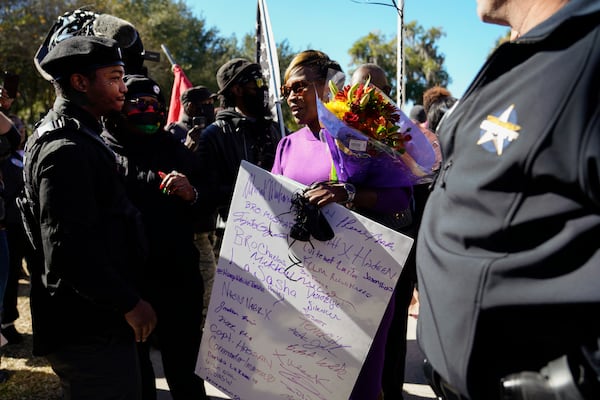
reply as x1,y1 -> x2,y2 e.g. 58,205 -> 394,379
518,0 -> 600,43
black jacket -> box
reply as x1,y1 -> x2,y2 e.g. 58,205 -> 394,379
197,108 -> 280,223
101,127 -> 204,295
416,1 -> 600,398
23,97 -> 143,355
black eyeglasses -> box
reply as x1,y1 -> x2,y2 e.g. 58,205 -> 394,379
126,98 -> 162,112
281,80 -> 312,99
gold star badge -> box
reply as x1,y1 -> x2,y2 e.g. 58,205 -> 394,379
477,104 -> 521,156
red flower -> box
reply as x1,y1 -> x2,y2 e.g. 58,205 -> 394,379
343,112 -> 360,124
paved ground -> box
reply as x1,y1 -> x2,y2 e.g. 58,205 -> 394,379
154,317 -> 436,400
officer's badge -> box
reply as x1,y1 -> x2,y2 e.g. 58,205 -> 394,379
477,104 -> 520,156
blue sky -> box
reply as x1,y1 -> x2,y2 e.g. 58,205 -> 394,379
188,1 -> 507,103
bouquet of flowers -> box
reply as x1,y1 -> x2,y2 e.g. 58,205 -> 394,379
318,78 -> 437,187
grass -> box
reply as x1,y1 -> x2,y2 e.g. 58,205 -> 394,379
0,277 -> 62,399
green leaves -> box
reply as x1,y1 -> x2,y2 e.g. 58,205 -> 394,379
347,21 -> 451,104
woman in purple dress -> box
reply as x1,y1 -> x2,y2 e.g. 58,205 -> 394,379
272,50 -> 413,400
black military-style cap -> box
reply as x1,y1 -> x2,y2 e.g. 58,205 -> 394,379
40,35 -> 124,80
124,74 -> 165,105
216,58 -> 261,95
180,86 -> 215,105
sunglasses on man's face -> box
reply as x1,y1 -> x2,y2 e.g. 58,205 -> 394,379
126,98 -> 163,113
239,72 -> 267,90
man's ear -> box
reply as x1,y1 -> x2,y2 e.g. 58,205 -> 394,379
70,73 -> 89,93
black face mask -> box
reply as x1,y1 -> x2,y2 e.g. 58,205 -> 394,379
243,87 -> 270,119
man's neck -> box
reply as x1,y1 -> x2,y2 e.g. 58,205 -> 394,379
510,0 -> 570,38
234,106 -> 258,121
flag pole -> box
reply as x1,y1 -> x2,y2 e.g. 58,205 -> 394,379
393,0 -> 404,107
161,44 -> 177,68
257,0 -> 286,138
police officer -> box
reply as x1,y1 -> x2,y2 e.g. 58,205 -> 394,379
21,35 -> 156,399
417,0 -> 600,399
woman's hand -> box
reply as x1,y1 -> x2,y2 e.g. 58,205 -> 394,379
304,182 -> 350,207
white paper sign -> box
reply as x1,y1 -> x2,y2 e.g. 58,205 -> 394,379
196,161 -> 413,400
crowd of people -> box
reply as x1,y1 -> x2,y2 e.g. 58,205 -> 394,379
0,0 -> 598,399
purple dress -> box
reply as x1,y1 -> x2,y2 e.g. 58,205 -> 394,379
272,126 -> 408,400
272,127 -> 411,212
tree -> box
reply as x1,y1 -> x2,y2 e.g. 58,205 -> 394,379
493,29 -> 512,53
348,31 -> 397,96
348,21 -> 450,105
0,0 -> 81,124
0,0 -> 233,126
92,0 -> 234,99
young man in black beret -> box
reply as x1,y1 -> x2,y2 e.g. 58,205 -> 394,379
21,35 -> 156,399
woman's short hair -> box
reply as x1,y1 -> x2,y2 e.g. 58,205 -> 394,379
283,50 -> 342,83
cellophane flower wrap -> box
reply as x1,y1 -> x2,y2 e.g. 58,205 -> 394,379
318,80 -> 436,188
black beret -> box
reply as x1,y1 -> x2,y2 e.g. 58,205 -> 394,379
123,74 -> 165,106
40,35 -> 124,80
180,86 -> 215,105
216,58 -> 261,94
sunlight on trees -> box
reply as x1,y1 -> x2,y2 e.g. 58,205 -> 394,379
348,21 -> 450,105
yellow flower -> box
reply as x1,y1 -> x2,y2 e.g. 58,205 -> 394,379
325,100 -> 350,120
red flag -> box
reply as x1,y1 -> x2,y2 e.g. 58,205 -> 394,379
167,64 -> 193,125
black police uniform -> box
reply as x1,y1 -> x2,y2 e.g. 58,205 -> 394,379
416,1 -> 600,398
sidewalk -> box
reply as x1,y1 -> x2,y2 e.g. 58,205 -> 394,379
153,317 -> 435,400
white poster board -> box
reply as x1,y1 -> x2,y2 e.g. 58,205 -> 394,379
196,161 -> 413,400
